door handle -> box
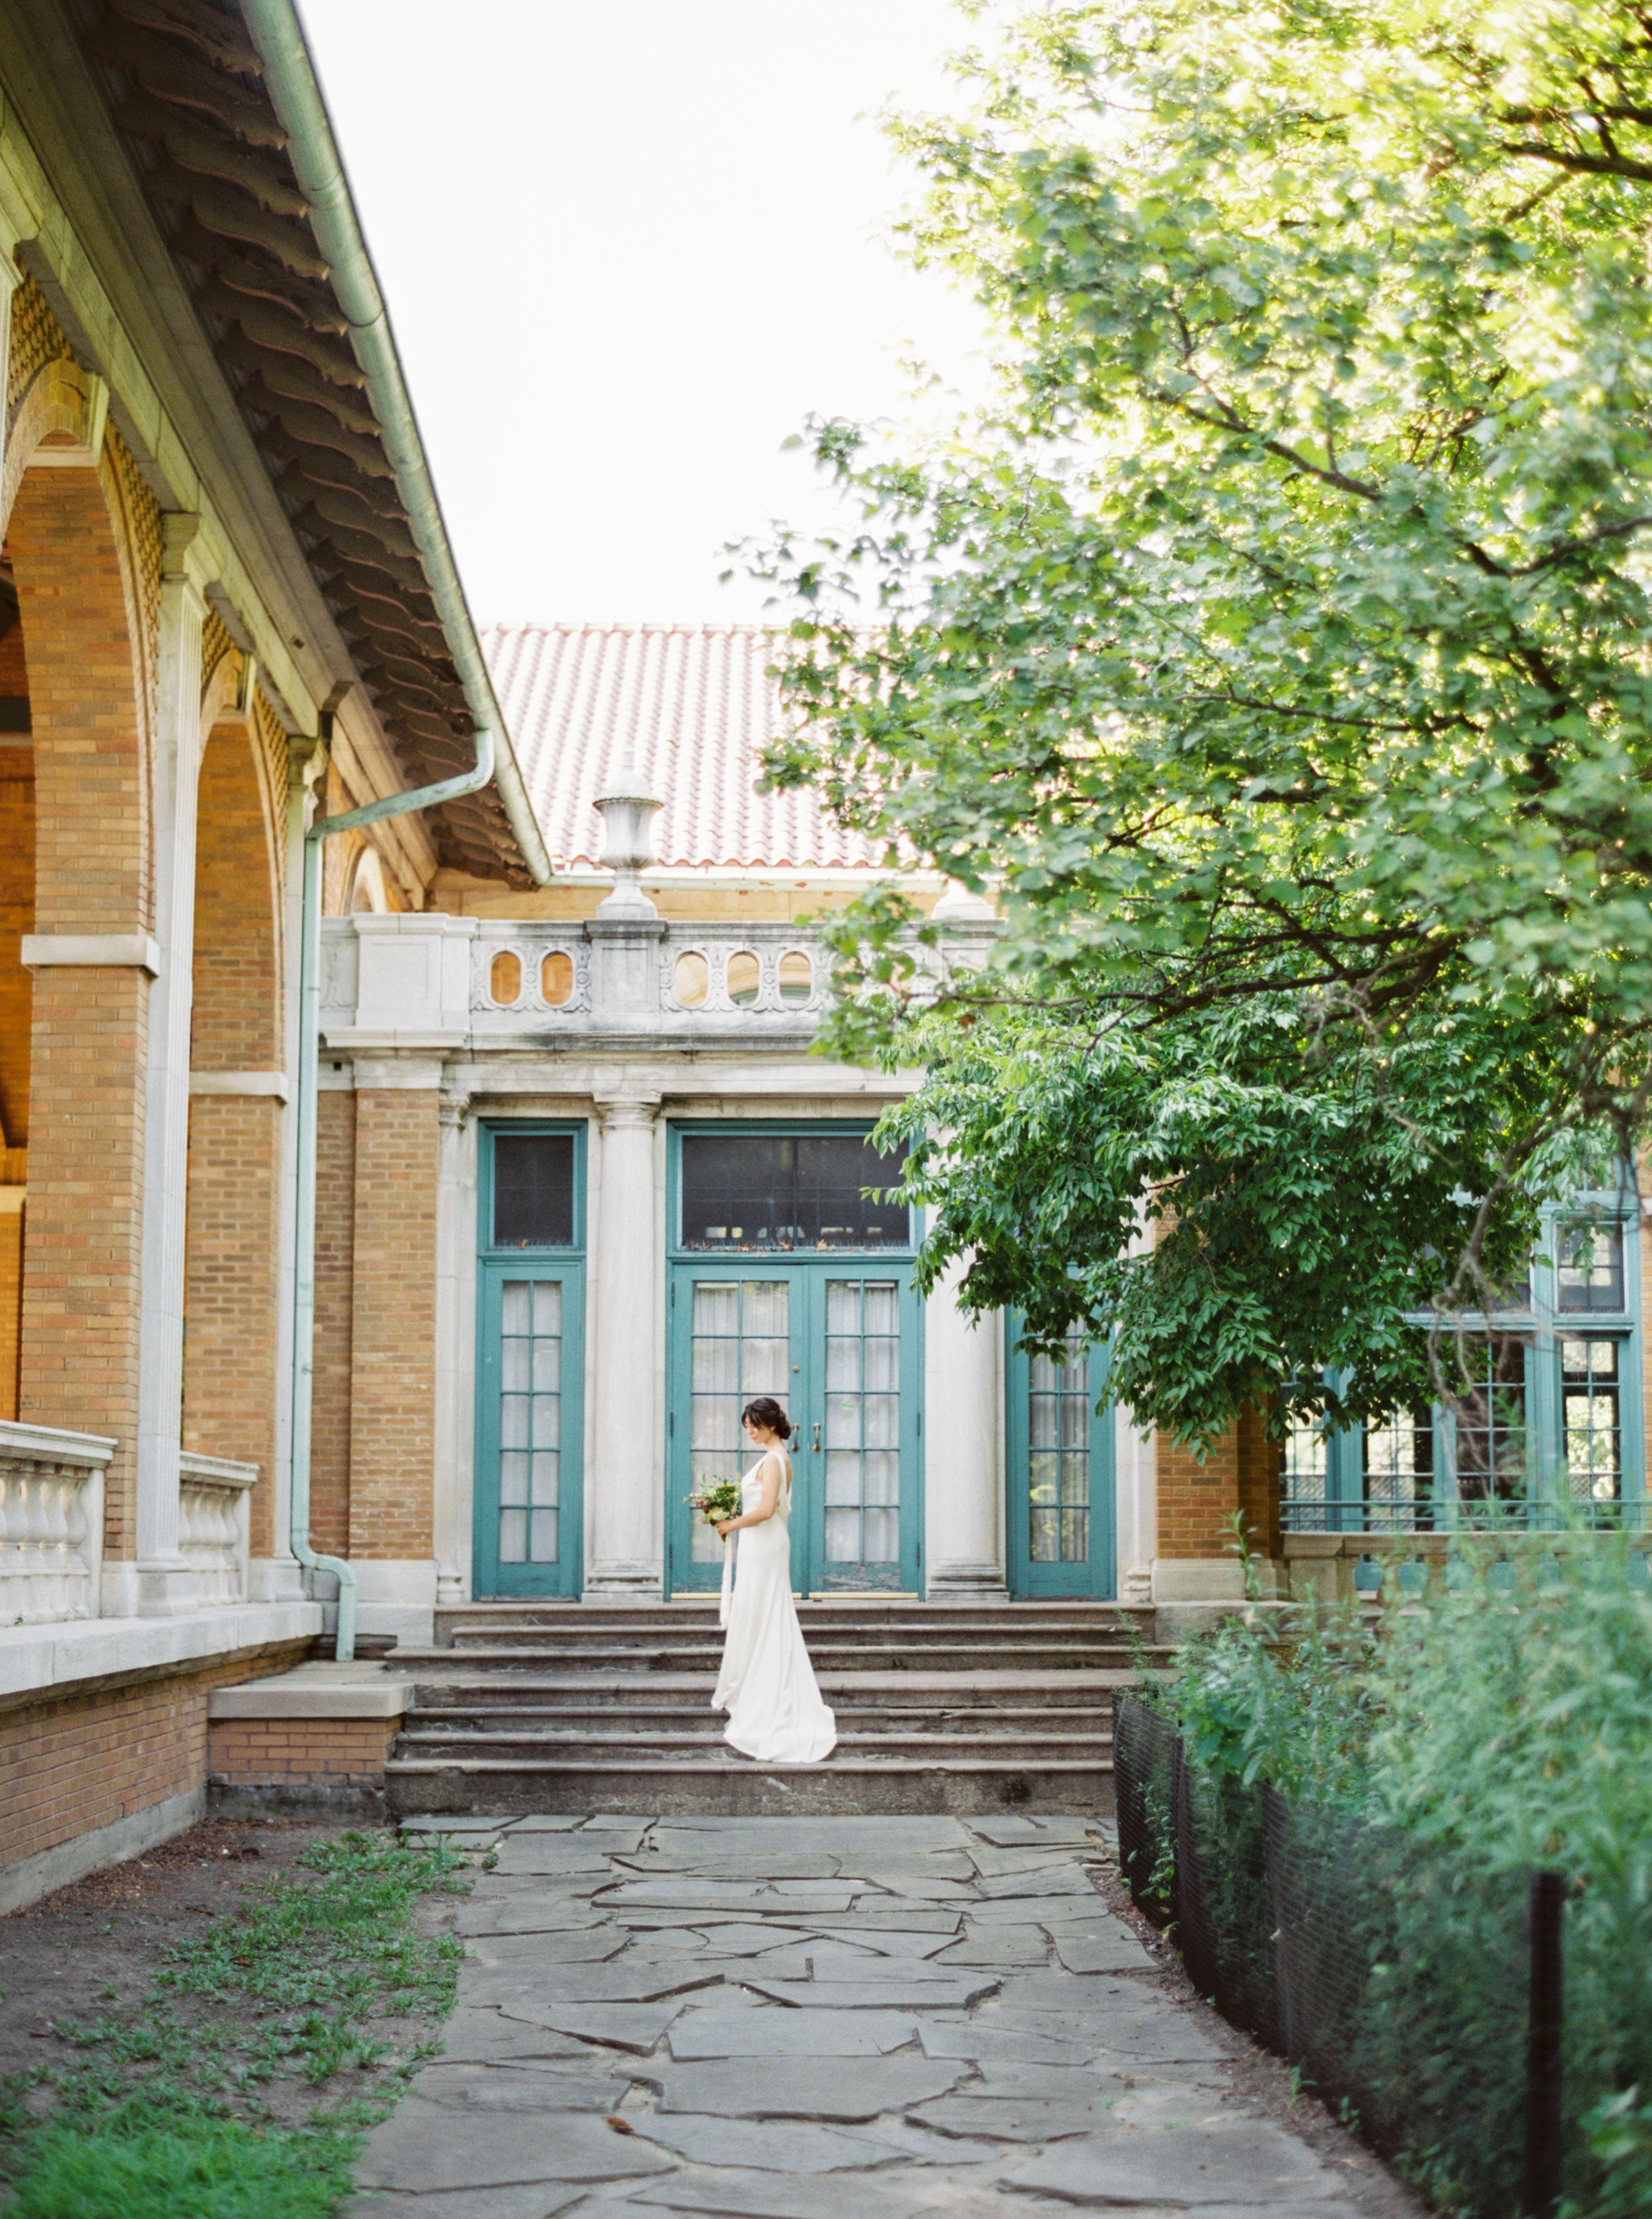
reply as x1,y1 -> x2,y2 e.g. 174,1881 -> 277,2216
812,1422 -> 821,1452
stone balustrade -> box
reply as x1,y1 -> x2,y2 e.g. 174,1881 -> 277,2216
0,1423 -> 113,1625
178,1452 -> 256,1606
1285,1528 -> 1652,1605
317,912 -> 999,1048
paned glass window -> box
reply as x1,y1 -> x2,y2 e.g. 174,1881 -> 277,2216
680,1133 -> 909,1250
1282,1412 -> 1331,1530
493,1133 -> 575,1248
1557,1223 -> 1626,1313
1448,1336 -> 1529,1501
1028,1330 -> 1090,1562
1563,1337 -> 1623,1512
1363,1411 -> 1433,1530
688,1281 -> 789,1563
497,1279 -> 561,1563
823,1279 -> 901,1563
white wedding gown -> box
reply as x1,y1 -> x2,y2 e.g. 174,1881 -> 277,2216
712,1450 -> 837,1764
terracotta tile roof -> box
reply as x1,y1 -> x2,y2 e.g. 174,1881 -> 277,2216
481,622 -> 880,872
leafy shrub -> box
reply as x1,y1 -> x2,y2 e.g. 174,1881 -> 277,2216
1152,1530 -> 1652,2216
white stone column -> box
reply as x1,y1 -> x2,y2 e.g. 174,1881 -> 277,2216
586,1092 -> 664,1597
130,516 -> 208,1614
1115,1406 -> 1156,1604
922,1259 -> 1007,1598
246,737 -> 325,1606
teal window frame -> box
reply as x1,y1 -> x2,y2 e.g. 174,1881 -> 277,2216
1004,1318 -> 1117,1597
1281,1186 -> 1644,1534
664,1121 -> 924,1597
473,1119 -> 587,1597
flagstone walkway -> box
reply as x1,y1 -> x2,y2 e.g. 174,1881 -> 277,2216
349,1813 -> 1419,2219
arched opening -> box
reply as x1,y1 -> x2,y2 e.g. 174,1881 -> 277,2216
184,712 -> 285,1559
4,409 -> 154,1559
346,845 -> 391,915
0,553 -> 33,1419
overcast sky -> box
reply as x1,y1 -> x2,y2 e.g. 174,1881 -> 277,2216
299,0 -> 986,626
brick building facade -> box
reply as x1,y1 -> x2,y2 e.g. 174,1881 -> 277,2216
9,0 -> 1603,1903
0,0 -> 547,1905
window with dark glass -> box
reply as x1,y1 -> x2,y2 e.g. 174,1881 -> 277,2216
679,1132 -> 909,1250
1556,1222 -> 1626,1313
492,1133 -> 575,1248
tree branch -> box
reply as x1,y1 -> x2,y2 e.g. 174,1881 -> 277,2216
1495,139 -> 1652,184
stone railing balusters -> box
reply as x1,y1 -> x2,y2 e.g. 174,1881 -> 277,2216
177,1453 -> 257,1606
0,1424 -> 114,1624
319,912 -> 998,1045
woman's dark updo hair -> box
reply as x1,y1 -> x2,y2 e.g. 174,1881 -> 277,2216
742,1396 -> 792,1442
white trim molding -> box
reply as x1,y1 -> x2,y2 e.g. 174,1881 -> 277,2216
20,933 -> 161,975
189,1071 -> 291,1102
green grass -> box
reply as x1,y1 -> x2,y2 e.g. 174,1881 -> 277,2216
4,2118 -> 350,2219
0,1830 -> 470,2219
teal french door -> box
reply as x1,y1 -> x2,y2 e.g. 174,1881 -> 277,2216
1006,1322 -> 1116,1597
473,1123 -> 585,1598
665,1262 -> 924,1596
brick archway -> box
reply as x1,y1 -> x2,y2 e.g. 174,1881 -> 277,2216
3,359 -> 160,1564
184,699 -> 286,1559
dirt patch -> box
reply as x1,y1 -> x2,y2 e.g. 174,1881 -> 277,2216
0,1819 -> 357,2089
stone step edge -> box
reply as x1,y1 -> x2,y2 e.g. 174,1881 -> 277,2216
396,1733 -> 1115,1750
434,1601 -> 1151,1615
398,1669 -> 1140,1688
385,1756 -> 1111,1777
400,1709 -> 1112,1725
405,1647 -> 1158,1665
435,1624 -> 1145,1641
439,1633 -> 1154,1651
402,1669 -> 1145,1686
428,1635 -> 1143,1648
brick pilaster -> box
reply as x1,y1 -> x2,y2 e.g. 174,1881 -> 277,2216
348,1080 -> 439,1560
182,1094 -> 283,1554
20,967 -> 149,1552
1154,1407 -> 1281,1564
311,1086 -> 356,1556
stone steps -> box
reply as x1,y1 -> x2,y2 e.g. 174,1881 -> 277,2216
400,1700 -> 1110,1733
386,1752 -> 1110,1817
396,1640 -> 1148,1674
386,1600 -> 1150,1817
398,1725 -> 1113,1762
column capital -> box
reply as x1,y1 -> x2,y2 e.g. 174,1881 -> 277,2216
160,511 -> 213,602
593,1092 -> 662,1130
287,733 -> 329,798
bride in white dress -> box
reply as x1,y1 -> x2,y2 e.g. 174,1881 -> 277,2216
710,1398 -> 837,1764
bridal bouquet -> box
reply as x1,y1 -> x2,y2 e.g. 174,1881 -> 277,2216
687,1478 -> 743,1529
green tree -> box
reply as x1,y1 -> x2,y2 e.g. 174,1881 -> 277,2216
746,0 -> 1652,1447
